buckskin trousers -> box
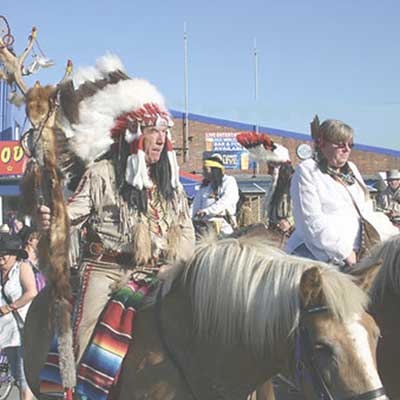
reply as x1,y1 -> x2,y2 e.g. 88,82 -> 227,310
73,258 -> 131,363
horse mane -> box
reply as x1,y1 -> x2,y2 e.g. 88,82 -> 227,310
184,234 -> 368,354
354,234 -> 400,298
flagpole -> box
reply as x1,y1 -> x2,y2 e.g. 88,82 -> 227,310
254,37 -> 259,134
183,22 -> 189,162
254,38 -> 260,175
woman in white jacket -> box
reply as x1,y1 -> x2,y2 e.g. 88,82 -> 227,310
286,117 -> 398,268
192,154 -> 239,235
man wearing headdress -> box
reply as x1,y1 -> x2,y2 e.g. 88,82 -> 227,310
191,153 -> 239,235
38,55 -> 195,363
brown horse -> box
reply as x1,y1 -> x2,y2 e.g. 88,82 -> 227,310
24,236 -> 385,399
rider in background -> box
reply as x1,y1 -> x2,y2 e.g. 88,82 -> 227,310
192,154 -> 239,235
286,117 -> 397,268
377,169 -> 400,226
267,161 -> 295,236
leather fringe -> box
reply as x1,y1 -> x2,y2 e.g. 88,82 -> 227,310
132,222 -> 152,266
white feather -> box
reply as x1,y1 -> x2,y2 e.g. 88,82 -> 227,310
72,66 -> 103,89
247,143 -> 290,163
96,53 -> 126,75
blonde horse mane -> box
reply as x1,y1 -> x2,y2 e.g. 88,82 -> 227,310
184,235 -> 368,354
354,234 -> 400,298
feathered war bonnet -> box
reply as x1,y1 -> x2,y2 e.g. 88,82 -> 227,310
57,53 -> 179,190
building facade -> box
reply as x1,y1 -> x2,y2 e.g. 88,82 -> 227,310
171,111 -> 400,176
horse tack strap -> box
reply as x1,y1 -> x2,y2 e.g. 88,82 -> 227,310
344,388 -> 386,400
296,306 -> 386,400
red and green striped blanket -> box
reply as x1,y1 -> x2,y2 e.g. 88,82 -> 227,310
39,276 -> 158,400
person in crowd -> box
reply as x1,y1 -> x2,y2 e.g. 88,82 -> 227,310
0,234 -> 37,400
37,55 -> 195,366
237,194 -> 255,228
7,212 -> 25,235
18,226 -> 46,292
286,117 -> 398,268
377,169 -> 400,226
191,153 -> 240,235
267,162 -> 295,235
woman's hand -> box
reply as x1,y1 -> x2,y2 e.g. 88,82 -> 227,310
345,250 -> 357,267
0,305 -> 11,315
195,210 -> 206,219
278,218 -> 292,233
37,205 -> 51,231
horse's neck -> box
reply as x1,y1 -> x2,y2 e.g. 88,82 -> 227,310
158,284 -> 285,396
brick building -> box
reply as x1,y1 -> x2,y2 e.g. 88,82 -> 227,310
171,111 -> 400,176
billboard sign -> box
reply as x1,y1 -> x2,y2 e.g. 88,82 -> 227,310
204,132 -> 255,170
0,141 -> 27,176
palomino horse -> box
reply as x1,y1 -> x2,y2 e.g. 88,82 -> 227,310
348,234 -> 400,399
24,236 -> 386,399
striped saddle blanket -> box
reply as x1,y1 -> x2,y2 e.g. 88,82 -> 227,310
39,276 -> 158,400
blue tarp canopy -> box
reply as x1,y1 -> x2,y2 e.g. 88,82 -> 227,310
179,172 -> 202,198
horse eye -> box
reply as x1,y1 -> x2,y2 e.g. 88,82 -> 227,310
313,342 -> 334,357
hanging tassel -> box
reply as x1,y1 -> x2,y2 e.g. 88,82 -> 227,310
132,221 -> 152,266
165,223 -> 182,261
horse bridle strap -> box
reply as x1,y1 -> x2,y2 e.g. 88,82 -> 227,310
344,388 -> 386,400
297,306 -> 385,400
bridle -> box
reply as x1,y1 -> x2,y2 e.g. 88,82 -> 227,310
295,305 -> 386,400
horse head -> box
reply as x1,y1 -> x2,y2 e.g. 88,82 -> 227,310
296,266 -> 386,400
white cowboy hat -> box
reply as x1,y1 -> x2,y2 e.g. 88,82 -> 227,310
0,224 -> 10,234
386,169 -> 400,181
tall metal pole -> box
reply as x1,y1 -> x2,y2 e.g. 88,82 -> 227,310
254,37 -> 259,134
183,22 -> 189,162
254,38 -> 260,175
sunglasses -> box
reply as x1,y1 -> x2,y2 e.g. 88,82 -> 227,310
328,141 -> 354,150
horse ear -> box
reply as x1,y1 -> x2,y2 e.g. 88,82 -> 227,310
350,261 -> 382,291
299,266 -> 324,308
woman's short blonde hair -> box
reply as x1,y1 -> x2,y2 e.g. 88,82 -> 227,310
318,119 -> 354,144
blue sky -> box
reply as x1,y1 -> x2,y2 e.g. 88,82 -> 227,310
2,0 -> 400,150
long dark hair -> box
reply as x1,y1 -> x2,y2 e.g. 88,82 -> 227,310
201,167 -> 223,195
114,140 -> 174,213
201,156 -> 224,195
269,163 -> 294,217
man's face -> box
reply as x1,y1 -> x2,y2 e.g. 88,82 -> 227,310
388,179 -> 400,191
142,126 -> 168,164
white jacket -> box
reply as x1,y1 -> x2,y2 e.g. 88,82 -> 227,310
286,159 -> 398,263
191,175 -> 239,235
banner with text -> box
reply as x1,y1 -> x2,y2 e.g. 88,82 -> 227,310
204,132 -> 255,170
0,141 -> 27,176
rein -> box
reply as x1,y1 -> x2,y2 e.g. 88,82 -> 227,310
295,305 -> 385,400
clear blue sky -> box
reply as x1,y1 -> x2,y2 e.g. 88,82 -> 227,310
2,0 -> 400,150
